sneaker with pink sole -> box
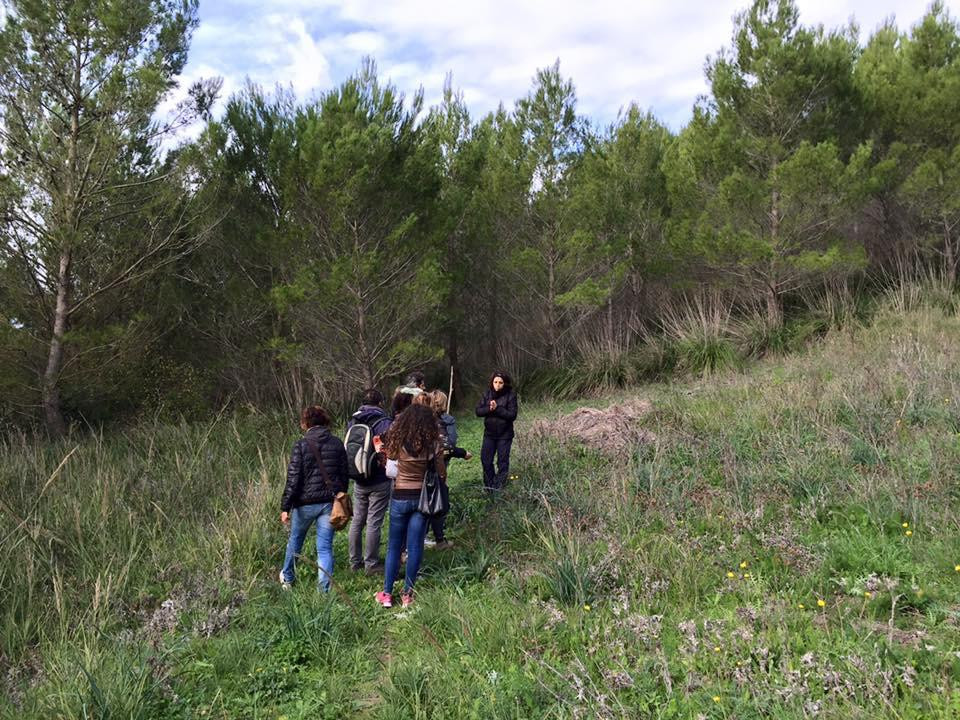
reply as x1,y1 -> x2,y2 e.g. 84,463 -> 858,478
401,591 -> 414,608
374,591 -> 393,608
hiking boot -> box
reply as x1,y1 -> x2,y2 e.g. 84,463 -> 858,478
364,562 -> 385,576
279,571 -> 292,590
350,563 -> 363,572
401,591 -> 414,608
374,591 -> 393,608
434,540 -> 454,551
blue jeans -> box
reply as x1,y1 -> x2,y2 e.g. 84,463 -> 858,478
383,498 -> 429,595
481,434 -> 513,490
280,502 -> 335,591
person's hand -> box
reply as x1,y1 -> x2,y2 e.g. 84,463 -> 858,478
281,511 -> 290,525
489,400 -> 497,411
464,451 -> 473,460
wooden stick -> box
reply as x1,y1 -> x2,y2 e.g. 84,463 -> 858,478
447,366 -> 454,413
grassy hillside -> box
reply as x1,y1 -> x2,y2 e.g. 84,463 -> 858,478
3,303 -> 960,718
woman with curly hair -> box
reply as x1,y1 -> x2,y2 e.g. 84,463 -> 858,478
376,403 -> 446,608
415,390 -> 471,549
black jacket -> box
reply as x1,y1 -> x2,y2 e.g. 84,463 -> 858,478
475,389 -> 518,438
281,426 -> 349,512
347,405 -> 392,486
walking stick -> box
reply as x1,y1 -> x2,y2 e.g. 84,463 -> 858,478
447,366 -> 454,413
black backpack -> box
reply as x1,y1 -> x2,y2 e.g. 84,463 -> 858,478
344,416 -> 377,481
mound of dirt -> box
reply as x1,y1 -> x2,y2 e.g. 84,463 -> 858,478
530,400 -> 655,456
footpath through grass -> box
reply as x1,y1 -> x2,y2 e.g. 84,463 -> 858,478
4,304 -> 960,718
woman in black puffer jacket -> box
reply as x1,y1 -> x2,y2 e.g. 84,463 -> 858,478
279,406 -> 348,591
475,371 -> 518,492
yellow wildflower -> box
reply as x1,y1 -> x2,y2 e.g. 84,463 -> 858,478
714,646 -> 721,653
902,522 -> 909,528
583,604 -> 591,612
906,530 -> 913,537
797,603 -> 805,609
864,591 -> 872,599
817,599 -> 826,608
712,696 -> 721,703
727,571 -> 735,578
739,561 -> 748,569
743,572 -> 751,578
954,565 -> 960,572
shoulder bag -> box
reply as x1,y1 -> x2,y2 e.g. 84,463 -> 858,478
418,456 -> 449,517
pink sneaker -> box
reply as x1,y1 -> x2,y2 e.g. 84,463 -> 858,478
401,591 -> 414,608
375,591 -> 393,608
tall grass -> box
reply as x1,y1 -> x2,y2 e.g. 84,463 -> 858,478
659,292 -> 741,375
5,291 -> 960,717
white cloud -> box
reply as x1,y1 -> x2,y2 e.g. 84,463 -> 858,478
179,0 -> 957,131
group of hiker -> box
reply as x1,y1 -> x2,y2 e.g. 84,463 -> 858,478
278,370 -> 519,608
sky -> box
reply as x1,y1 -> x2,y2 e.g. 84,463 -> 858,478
169,0 -> 956,132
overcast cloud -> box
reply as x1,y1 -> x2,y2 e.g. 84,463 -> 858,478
173,0 -> 956,131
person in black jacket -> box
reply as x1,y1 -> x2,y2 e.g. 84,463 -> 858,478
280,406 -> 349,591
475,371 -> 518,492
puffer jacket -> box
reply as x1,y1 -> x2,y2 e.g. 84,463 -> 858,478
475,389 -> 518,438
281,426 -> 349,512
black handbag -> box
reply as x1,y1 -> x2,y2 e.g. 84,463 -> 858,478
418,461 -> 448,517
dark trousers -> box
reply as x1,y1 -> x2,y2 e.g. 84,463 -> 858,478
428,480 -> 450,540
481,434 -> 513,491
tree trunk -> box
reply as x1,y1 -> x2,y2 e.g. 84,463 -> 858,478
944,215 -> 957,289
765,283 -> 782,327
42,41 -> 83,437
42,250 -> 71,437
446,333 -> 464,410
768,176 -> 783,327
547,253 -> 559,363
355,300 -> 375,389
606,294 -> 614,347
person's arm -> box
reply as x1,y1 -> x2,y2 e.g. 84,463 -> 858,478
433,445 -> 447,481
374,416 -> 392,437
492,392 -> 518,422
444,419 -> 458,448
475,392 -> 490,417
280,441 -> 303,518
446,446 -> 469,460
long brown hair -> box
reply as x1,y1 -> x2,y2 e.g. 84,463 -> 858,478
384,404 -> 440,457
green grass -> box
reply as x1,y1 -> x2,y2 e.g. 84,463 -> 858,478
4,303 -> 960,717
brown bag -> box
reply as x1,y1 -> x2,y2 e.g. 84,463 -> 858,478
305,438 -> 353,531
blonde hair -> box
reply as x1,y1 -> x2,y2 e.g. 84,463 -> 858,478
429,390 -> 448,415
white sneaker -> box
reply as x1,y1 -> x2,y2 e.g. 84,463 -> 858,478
424,537 -> 437,547
279,571 -> 292,590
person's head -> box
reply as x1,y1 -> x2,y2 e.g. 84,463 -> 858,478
412,392 -> 432,408
391,387 -> 413,417
489,371 -> 512,394
300,405 -> 331,431
405,370 -> 426,389
362,388 -> 383,407
384,404 -> 440,457
428,390 -> 448,416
